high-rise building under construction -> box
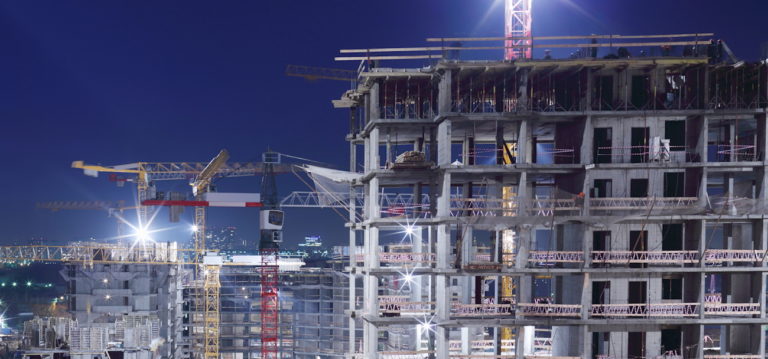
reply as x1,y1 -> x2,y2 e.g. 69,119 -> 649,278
333,35 -> 768,358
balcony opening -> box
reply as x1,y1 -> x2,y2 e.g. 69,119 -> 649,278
631,127 -> 650,163
628,281 -> 647,304
662,277 -> 683,300
630,179 -> 649,197
593,127 -> 612,164
592,231 -> 611,268
662,224 -> 683,251
591,332 -> 610,359
665,120 -> 686,148
628,332 -> 646,359
661,328 -> 682,355
594,75 -> 614,110
629,231 -> 647,268
554,121 -> 581,164
592,179 -> 612,198
591,281 -> 610,305
664,172 -> 685,197
631,75 -> 650,109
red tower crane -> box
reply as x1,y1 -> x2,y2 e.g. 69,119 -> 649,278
505,0 -> 533,60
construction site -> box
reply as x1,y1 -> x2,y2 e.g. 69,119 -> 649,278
3,1 -> 768,359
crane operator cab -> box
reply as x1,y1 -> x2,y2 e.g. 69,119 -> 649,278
260,209 -> 284,231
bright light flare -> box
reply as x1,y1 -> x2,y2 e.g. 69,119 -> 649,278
134,226 -> 152,242
397,268 -> 418,292
397,217 -> 421,244
190,225 -> 199,232
415,315 -> 436,337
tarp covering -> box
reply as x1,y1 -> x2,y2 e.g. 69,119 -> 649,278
302,165 -> 362,208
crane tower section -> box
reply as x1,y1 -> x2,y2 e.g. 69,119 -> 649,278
259,150 -> 283,359
505,0 -> 532,60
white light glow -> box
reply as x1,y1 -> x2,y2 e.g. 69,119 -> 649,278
134,226 -> 152,242
190,225 -> 199,232
105,295 -> 111,300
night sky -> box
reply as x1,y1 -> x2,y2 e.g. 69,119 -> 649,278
0,0 -> 766,248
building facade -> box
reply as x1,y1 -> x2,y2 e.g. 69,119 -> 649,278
338,45 -> 768,358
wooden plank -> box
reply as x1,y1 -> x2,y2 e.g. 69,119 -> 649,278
341,41 -> 710,55
335,55 -> 442,61
426,33 -> 715,42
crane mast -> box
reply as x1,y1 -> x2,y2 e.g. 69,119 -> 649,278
505,0 -> 533,60
258,150 -> 282,359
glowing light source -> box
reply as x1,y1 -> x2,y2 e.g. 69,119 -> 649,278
190,225 -> 199,232
398,268 -> 417,291
102,278 -> 109,284
415,315 -> 436,336
26,281 -> 31,287
134,226 -> 152,242
105,295 -> 111,300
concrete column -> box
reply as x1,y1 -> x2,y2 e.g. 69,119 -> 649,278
370,127 -> 380,171
581,327 -> 593,359
437,120 -> 452,166
369,177 -> 381,221
517,119 -> 531,164
516,326 -> 535,358
585,68 -> 593,112
581,273 -> 592,320
756,115 -> 768,212
515,227 -> 531,269
553,274 -> 585,356
370,82 -> 380,120
580,115 -> 594,164
517,172 -> 529,217
518,69 -> 529,110
699,116 -> 709,162
757,114 -> 768,162
363,226 -> 379,359
646,331 -> 661,359
435,224 -> 451,359
729,121 -> 737,162
364,137 -> 371,173
609,331 -> 627,359
438,70 -> 453,114
385,133 -> 392,167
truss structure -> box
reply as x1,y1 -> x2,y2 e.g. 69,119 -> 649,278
504,0 -> 532,60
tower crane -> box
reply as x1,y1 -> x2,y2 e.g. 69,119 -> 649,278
77,151 -> 289,359
71,159 -> 289,227
142,150 -> 285,359
71,154 -> 285,359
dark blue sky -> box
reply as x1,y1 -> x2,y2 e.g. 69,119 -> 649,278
0,0 -> 765,247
